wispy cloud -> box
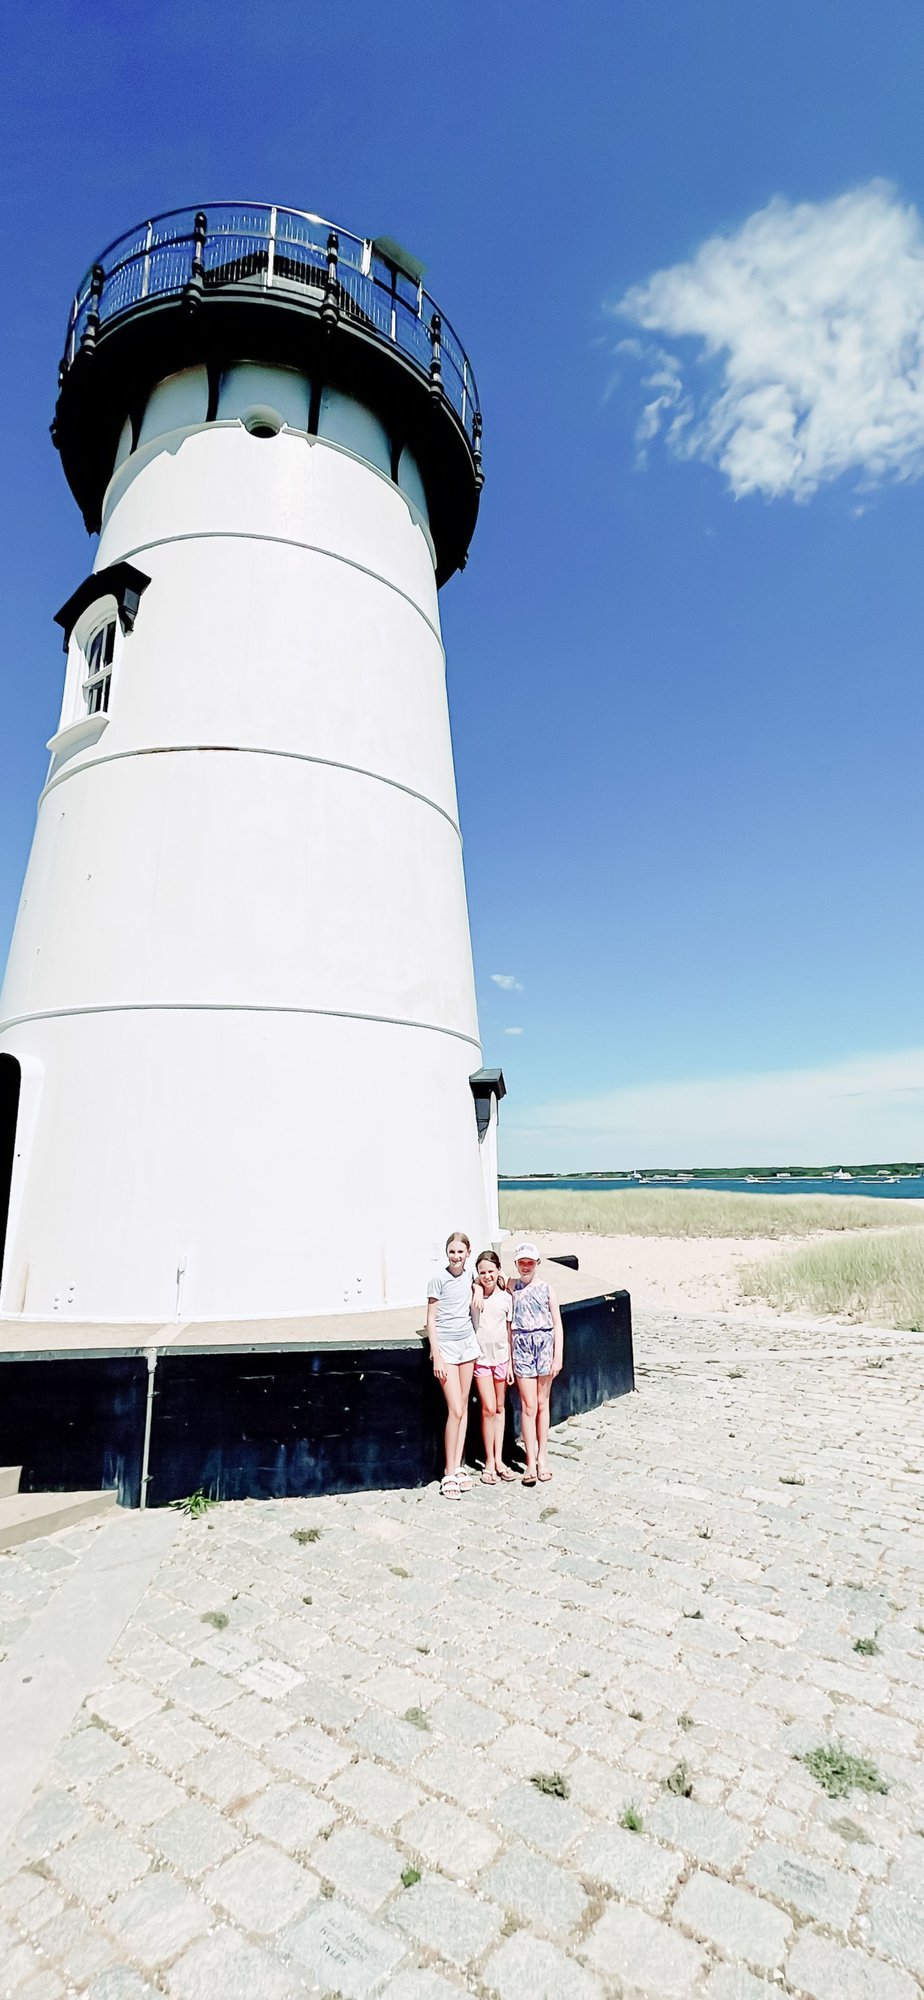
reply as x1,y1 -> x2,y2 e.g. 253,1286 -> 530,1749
503,1026 -> 524,1037
501,1047 -> 924,1173
613,181 -> 924,500
491,973 -> 524,993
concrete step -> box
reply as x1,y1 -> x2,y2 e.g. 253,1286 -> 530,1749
0,1489 -> 118,1552
0,1468 -> 22,1499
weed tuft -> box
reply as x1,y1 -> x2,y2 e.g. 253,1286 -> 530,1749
531,1771 -> 571,1799
830,1816 -> 871,1844
664,1761 -> 693,1797
853,1636 -> 880,1656
200,1610 -> 229,1630
401,1866 -> 421,1888
403,1707 -> 430,1731
539,1506 -> 559,1521
800,1744 -> 888,1799
292,1527 -> 321,1545
169,1490 -> 214,1518
677,1713 -> 694,1732
619,1803 -> 643,1832
390,1565 -> 410,1578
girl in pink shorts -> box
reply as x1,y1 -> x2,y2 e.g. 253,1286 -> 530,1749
471,1251 -> 517,1484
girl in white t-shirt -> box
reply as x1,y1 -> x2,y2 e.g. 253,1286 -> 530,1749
471,1250 -> 517,1484
426,1231 -> 480,1500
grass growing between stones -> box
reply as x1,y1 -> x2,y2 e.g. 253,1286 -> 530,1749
499,1188 -> 924,1239
292,1526 -> 322,1545
168,1490 -> 215,1517
800,1745 -> 888,1798
853,1636 -> 880,1656
403,1707 -> 430,1731
664,1762 -> 693,1797
742,1229 -> 924,1330
531,1771 -> 571,1799
619,1803 -> 644,1832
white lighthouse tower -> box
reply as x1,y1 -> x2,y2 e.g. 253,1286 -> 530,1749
0,204 -> 504,1322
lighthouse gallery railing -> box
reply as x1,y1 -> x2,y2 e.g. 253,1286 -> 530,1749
62,204 -> 481,446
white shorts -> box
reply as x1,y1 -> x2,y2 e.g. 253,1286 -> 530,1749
437,1331 -> 481,1365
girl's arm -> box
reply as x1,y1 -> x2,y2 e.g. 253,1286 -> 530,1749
548,1286 -> 564,1377
506,1292 -> 515,1385
470,1282 -> 484,1328
426,1298 -> 446,1380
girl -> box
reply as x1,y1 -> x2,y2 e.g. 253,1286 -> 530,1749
471,1251 -> 517,1484
508,1241 -> 564,1486
426,1231 -> 480,1499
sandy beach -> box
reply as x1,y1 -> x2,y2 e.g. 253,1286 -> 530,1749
506,1226 -> 917,1325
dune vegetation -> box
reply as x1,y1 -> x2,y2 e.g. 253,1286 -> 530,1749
741,1229 -> 924,1330
498,1187 -> 924,1241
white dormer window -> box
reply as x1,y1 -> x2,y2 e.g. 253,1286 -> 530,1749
82,617 -> 117,715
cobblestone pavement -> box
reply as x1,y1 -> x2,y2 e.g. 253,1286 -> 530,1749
1,1308 -> 923,1999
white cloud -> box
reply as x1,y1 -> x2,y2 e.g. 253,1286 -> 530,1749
501,1047 -> 924,1173
503,1026 -> 524,1036
614,181 -> 924,499
491,973 -> 524,993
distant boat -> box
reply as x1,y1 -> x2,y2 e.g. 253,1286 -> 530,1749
775,1172 -> 791,1179
833,1169 -> 852,1180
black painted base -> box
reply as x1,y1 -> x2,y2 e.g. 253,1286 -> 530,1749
0,1292 -> 633,1507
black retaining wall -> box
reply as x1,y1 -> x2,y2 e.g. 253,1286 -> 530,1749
0,1290 -> 633,1507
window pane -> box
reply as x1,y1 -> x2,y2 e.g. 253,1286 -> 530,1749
87,630 -> 103,672
103,621 -> 116,665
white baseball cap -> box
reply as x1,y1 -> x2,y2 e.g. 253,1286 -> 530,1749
514,1242 -> 539,1262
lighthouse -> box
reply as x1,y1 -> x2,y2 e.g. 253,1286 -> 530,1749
0,203 -> 503,1322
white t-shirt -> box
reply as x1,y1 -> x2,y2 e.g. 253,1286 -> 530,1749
476,1286 -> 513,1365
427,1266 -> 474,1338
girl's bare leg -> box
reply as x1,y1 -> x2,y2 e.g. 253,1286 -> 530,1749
475,1371 -> 498,1472
453,1360 -> 475,1473
518,1375 -> 539,1476
494,1382 -> 509,1471
536,1374 -> 553,1474
442,1364 -> 467,1475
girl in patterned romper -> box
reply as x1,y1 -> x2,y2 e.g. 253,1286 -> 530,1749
508,1241 -> 564,1485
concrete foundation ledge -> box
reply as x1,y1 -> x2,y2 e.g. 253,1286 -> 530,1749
0,1290 -> 634,1506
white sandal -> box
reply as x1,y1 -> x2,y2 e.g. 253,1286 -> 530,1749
440,1473 -> 461,1499
455,1469 -> 473,1492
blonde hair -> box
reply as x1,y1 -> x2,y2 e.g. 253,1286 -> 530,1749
445,1230 -> 471,1253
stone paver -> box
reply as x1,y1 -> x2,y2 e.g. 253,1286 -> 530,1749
482,1928 -> 605,1998
0,1307 -> 922,1998
583,1901 -> 708,1994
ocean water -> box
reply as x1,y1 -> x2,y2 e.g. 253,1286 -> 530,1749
499,1174 -> 924,1200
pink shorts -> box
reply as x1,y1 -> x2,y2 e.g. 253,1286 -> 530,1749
474,1359 -> 508,1381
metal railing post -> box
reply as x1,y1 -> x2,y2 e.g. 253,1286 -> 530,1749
140,220 -> 154,300
429,311 -> 443,403
184,211 -> 207,310
266,204 -> 277,288
473,410 -> 484,489
322,230 -> 340,332
79,265 -> 104,356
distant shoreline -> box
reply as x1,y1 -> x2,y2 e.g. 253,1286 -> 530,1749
500,1169 -> 924,1200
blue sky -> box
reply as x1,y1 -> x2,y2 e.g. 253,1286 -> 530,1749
2,0 -> 924,1169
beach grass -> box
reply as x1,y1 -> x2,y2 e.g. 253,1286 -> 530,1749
498,1188 -> 924,1240
741,1229 -> 924,1330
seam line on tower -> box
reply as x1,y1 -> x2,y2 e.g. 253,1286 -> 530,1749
105,531 -> 447,651
0,1002 -> 483,1051
38,745 -> 463,837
